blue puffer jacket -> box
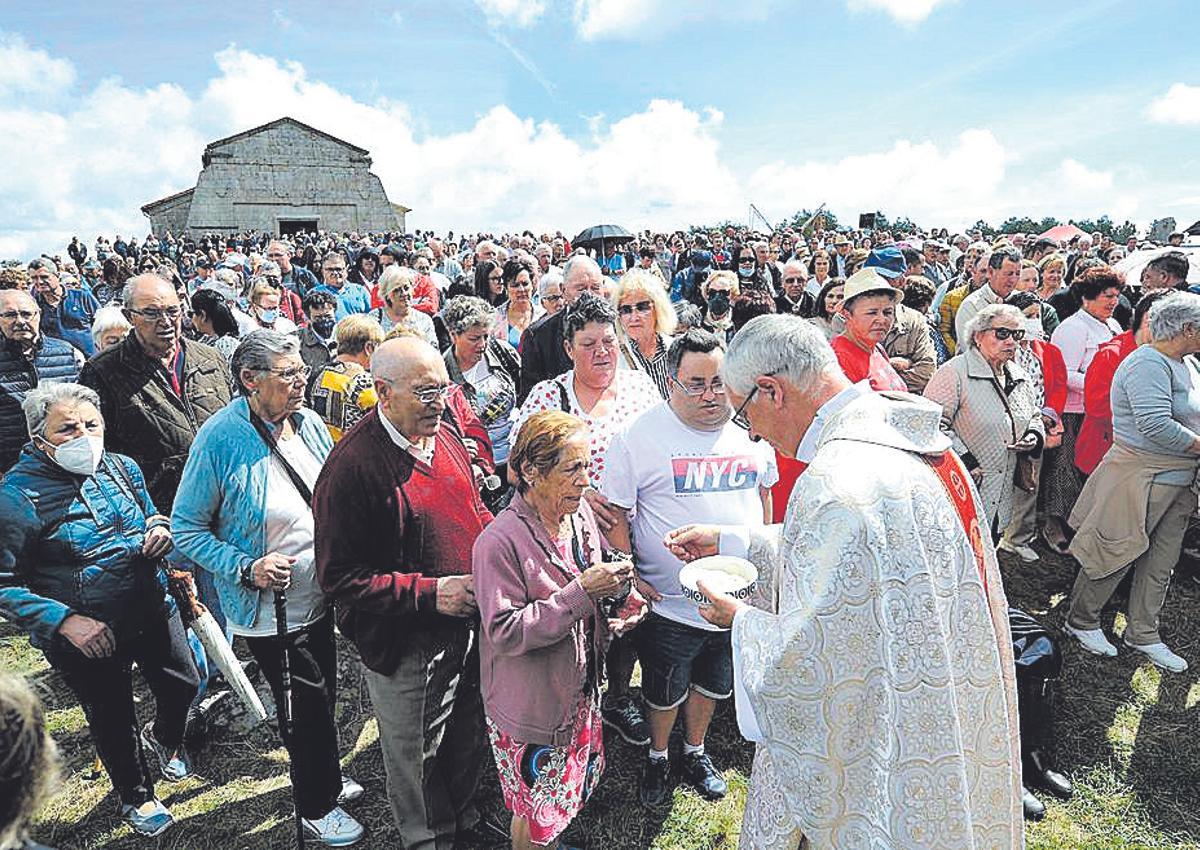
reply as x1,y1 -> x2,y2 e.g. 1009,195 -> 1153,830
0,335 -> 81,472
0,446 -> 171,649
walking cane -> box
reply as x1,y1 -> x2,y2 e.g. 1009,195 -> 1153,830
275,589 -> 306,849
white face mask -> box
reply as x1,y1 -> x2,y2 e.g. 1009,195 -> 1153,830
1023,316 -> 1044,340
43,434 -> 105,476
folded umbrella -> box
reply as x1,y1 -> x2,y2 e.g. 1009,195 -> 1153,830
168,571 -> 267,723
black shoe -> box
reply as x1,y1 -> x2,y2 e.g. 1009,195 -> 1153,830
1022,786 -> 1045,821
639,756 -> 672,807
602,696 -> 651,746
184,705 -> 207,746
1027,750 -> 1073,800
681,751 -> 728,801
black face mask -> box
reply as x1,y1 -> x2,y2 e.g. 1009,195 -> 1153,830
708,290 -> 730,317
312,317 -> 336,338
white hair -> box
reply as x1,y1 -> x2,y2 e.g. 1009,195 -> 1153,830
1148,292 -> 1200,342
90,305 -> 131,347
537,269 -> 563,296
962,303 -> 1023,349
23,382 -> 102,438
562,254 -> 601,286
722,315 -> 840,397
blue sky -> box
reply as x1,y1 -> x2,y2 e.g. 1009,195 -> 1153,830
2,0 -> 1198,255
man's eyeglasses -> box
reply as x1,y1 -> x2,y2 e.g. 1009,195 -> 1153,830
323,267 -> 347,275
782,276 -> 804,284
670,375 -> 726,397
265,365 -> 311,383
988,327 -> 1026,341
731,371 -> 776,430
541,293 -> 563,304
413,383 -> 453,405
128,306 -> 183,323
0,309 -> 38,322
618,300 -> 654,317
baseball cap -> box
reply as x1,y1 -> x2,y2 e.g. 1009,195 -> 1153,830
690,250 -> 713,267
863,246 -> 906,279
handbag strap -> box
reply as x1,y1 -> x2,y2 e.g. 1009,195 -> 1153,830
249,408 -> 312,506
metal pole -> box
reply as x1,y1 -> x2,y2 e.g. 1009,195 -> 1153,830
274,590 -> 305,848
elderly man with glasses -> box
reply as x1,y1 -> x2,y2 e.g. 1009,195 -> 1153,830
664,315 -> 1022,850
0,289 -> 84,472
315,336 -> 494,850
313,252 -> 372,320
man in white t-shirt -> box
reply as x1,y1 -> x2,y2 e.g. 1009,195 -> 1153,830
603,329 -> 777,808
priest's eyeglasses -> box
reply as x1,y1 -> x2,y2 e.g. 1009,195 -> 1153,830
731,370 -> 776,430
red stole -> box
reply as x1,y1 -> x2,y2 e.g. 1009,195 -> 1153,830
921,450 -> 989,595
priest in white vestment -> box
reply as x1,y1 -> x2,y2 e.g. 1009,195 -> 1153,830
666,315 -> 1023,850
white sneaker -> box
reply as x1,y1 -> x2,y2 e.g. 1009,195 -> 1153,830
998,538 -> 1039,562
1124,640 -> 1189,673
302,806 -> 364,847
338,774 -> 364,804
1064,623 -> 1117,657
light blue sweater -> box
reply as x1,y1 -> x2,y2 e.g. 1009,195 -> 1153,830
1110,346 -> 1200,485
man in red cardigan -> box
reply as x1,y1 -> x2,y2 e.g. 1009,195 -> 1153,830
314,337 -> 493,850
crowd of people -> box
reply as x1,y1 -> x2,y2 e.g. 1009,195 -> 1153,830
0,218 -> 1197,850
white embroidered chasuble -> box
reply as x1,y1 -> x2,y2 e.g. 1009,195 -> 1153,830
728,392 -> 1023,850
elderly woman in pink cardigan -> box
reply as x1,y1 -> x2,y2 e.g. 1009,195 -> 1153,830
473,410 -> 647,850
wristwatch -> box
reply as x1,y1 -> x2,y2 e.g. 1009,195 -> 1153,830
240,562 -> 258,590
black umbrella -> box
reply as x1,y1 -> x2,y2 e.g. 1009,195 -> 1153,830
572,224 -> 634,257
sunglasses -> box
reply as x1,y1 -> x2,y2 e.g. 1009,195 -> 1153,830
618,300 -> 654,317
988,327 -> 1026,341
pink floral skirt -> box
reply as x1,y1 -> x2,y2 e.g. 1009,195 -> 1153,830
486,697 -> 605,846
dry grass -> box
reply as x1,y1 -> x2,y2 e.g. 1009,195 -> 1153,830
6,542 -> 1200,849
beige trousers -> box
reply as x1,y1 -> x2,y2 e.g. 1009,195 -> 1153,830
362,625 -> 485,850
1067,482 -> 1196,645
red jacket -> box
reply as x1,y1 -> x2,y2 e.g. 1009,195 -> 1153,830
1075,331 -> 1136,474
1030,339 -> 1068,417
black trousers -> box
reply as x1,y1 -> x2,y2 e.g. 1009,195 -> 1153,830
244,612 -> 342,820
45,609 -> 200,806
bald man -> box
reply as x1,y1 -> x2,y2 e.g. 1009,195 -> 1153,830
314,337 -> 493,850
79,274 -> 230,515
0,289 -> 83,470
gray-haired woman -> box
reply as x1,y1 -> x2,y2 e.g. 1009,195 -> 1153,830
171,330 -> 364,846
443,296 -> 522,492
924,303 -> 1044,533
1065,293 -> 1200,673
0,382 -> 197,838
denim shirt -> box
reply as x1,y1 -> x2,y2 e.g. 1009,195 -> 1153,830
171,396 -> 333,629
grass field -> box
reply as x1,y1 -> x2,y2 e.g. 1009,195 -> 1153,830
6,542 -> 1200,850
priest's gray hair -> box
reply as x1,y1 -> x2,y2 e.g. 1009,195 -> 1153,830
962,303 -> 1023,350
230,329 -> 300,396
1148,292 -> 1200,342
722,315 -> 840,397
23,382 -> 103,438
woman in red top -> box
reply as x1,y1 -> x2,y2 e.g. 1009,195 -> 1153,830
771,270 -> 906,519
1075,289 -> 1170,475
829,268 -> 908,391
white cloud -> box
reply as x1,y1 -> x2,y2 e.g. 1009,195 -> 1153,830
845,0 -> 955,24
0,40 -> 1184,258
475,0 -> 547,27
0,32 -> 75,98
1148,82 -> 1200,125
572,0 -> 774,40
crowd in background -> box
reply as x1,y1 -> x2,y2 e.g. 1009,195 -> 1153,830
1,216 -> 1198,848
